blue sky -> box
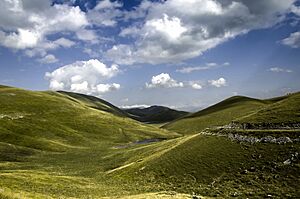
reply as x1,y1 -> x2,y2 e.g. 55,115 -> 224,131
0,0 -> 300,111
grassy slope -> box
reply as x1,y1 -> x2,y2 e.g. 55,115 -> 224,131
0,86 -> 181,198
58,91 -> 128,117
237,92 -> 300,124
163,96 -> 270,134
0,86 -> 299,198
113,134 -> 299,198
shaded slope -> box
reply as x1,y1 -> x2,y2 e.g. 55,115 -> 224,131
163,96 -> 269,134
124,105 -> 188,123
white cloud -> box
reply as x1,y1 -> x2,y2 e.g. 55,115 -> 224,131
96,83 -> 120,94
49,80 -> 64,90
37,54 -> 58,64
0,29 -> 41,49
76,29 -> 98,42
206,62 -> 217,67
281,31 -> 300,48
0,0 -> 88,54
209,77 -> 227,87
53,38 -> 75,48
146,73 -> 184,89
176,62 -> 229,73
176,66 -> 212,74
269,67 -> 293,73
45,59 -> 121,95
106,0 -> 295,65
190,83 -> 202,90
87,0 -> 123,27
145,73 -> 203,90
120,104 -> 151,109
291,4 -> 300,16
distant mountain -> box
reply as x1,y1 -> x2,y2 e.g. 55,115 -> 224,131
123,105 -> 189,123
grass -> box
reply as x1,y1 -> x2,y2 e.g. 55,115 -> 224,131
237,92 -> 300,124
163,96 -> 268,134
163,93 -> 300,134
0,85 -> 299,198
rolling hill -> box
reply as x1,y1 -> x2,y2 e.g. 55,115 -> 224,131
162,93 -> 299,134
236,92 -> 300,125
0,85 -> 178,155
124,105 -> 188,123
0,85 -> 299,198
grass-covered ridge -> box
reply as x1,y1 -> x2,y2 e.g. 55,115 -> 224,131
163,93 -> 300,134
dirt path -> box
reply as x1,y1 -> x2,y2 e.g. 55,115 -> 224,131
106,134 -> 199,174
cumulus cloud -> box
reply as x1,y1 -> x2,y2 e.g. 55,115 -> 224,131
76,29 -> 98,42
146,73 -> 184,88
53,38 -> 75,48
209,77 -> 227,87
281,31 -> 300,48
0,0 -> 88,51
37,54 -> 58,64
106,0 -> 295,65
45,59 -> 121,95
190,83 -> 202,90
87,0 -> 123,27
269,67 -> 293,73
145,73 -> 204,90
291,4 -> 300,16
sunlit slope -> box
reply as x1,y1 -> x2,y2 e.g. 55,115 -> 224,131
0,85 -> 177,153
163,96 -> 269,134
109,134 -> 299,198
237,92 -> 300,124
58,91 -> 128,117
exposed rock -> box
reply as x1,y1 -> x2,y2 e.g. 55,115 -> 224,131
227,121 -> 300,130
200,131 -> 299,144
283,159 -> 291,165
249,167 -> 256,172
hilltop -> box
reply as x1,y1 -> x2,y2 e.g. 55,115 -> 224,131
163,93 -> 300,134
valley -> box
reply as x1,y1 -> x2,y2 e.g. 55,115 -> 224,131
0,85 -> 299,198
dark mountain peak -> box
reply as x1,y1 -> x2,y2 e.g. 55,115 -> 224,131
123,105 -> 189,123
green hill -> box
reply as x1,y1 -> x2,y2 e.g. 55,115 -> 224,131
109,133 -> 299,198
124,105 -> 188,123
163,96 -> 270,134
0,86 -> 299,198
58,91 -> 128,117
0,85 -> 178,153
236,92 -> 300,125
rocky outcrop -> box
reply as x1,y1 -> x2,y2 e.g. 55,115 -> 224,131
200,131 -> 299,144
224,122 -> 300,130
